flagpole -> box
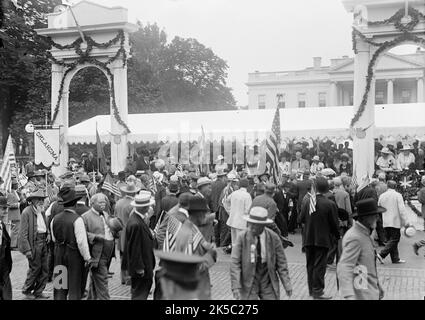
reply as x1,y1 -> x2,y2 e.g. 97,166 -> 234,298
96,122 -> 100,175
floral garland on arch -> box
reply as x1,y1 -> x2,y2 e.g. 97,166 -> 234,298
44,30 -> 131,134
350,6 -> 425,128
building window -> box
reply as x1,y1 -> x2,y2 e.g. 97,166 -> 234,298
318,92 -> 326,107
376,91 -> 384,104
298,93 -> 306,108
277,94 -> 285,108
258,94 -> 266,109
401,89 -> 411,103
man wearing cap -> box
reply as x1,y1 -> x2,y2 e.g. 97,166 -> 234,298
122,191 -> 156,300
226,178 -> 252,248
115,182 -> 141,285
0,196 -> 12,300
82,193 -> 116,299
376,147 -> 397,172
6,179 -> 22,249
396,145 -> 415,170
18,190 -> 50,299
50,189 -> 92,300
337,198 -> 385,300
299,177 -> 340,299
230,206 -> 292,300
174,196 -> 217,299
291,151 -> 310,173
155,250 -> 205,300
376,181 -> 409,264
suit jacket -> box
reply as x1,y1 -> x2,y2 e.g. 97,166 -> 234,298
230,228 -> 292,299
210,179 -> 227,213
0,222 -> 12,282
6,190 -> 21,221
300,194 -> 340,249
18,205 -> 49,256
114,197 -> 134,253
291,159 -> 310,172
296,179 -> 312,212
82,208 -> 111,266
121,212 -> 155,278
337,221 -> 383,300
273,188 -> 291,219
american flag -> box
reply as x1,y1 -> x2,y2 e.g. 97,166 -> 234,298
163,215 -> 183,252
45,183 -> 56,203
265,106 -> 281,185
101,174 -> 121,197
0,135 -> 16,193
308,182 -> 317,215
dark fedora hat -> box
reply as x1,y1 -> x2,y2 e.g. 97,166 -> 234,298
354,198 -> 386,218
188,197 -> 209,213
60,189 -> 82,207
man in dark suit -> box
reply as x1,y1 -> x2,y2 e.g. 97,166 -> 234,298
289,171 -> 311,233
299,177 -> 340,299
0,197 -> 12,300
273,182 -> 293,237
210,171 -> 227,246
122,191 -> 156,300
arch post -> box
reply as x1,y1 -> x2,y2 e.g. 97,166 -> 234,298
51,63 -> 69,177
352,39 -> 375,181
110,59 -> 129,174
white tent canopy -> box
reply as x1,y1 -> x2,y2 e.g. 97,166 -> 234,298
67,103 -> 425,145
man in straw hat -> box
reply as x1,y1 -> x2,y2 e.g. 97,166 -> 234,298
396,144 -> 415,170
50,188 -> 92,300
115,181 -> 141,285
6,178 -> 21,249
0,196 -> 12,300
155,250 -> 205,300
230,206 -> 292,300
376,147 -> 397,172
18,189 -> 49,299
337,198 -> 386,300
122,191 -> 156,300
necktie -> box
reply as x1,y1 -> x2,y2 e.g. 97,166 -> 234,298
298,161 -> 301,169
256,236 -> 261,267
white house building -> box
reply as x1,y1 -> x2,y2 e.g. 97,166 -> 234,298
247,49 -> 425,109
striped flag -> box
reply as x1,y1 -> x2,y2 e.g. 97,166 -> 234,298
265,106 -> 281,185
45,183 -> 56,203
101,173 -> 121,197
308,183 -> 317,215
163,215 -> 183,252
0,135 -> 16,193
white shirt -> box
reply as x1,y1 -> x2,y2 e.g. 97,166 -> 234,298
396,153 -> 415,170
92,208 -> 114,241
378,189 -> 407,229
226,187 -> 252,230
36,207 -> 47,233
376,155 -> 396,171
50,214 -> 91,262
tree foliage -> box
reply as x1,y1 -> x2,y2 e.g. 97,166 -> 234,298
1,3 -> 236,153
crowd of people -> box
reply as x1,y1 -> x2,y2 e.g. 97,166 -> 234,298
0,138 -> 424,300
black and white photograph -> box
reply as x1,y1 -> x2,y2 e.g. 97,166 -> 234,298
0,0 -> 425,305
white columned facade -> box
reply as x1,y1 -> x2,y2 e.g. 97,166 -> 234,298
417,77 -> 424,102
352,40 -> 375,181
51,64 -> 68,177
329,81 -> 337,106
387,79 -> 394,104
110,59 -> 129,174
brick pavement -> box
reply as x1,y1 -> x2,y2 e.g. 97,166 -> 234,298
10,239 -> 425,300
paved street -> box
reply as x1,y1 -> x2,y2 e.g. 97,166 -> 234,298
10,213 -> 425,300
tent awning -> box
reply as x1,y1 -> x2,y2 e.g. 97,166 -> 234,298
67,103 -> 425,144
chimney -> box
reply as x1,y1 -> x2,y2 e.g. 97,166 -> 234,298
313,57 -> 322,69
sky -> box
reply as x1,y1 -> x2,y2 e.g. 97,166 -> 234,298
86,0 -> 416,107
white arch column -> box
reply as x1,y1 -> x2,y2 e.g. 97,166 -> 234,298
51,63 -> 69,177
352,40 -> 375,181
110,59 -> 129,174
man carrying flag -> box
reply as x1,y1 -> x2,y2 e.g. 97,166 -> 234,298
299,177 -> 340,299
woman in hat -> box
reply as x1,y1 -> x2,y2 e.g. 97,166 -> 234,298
396,144 -> 415,170
230,206 -> 292,300
376,147 -> 397,172
337,198 -> 385,300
